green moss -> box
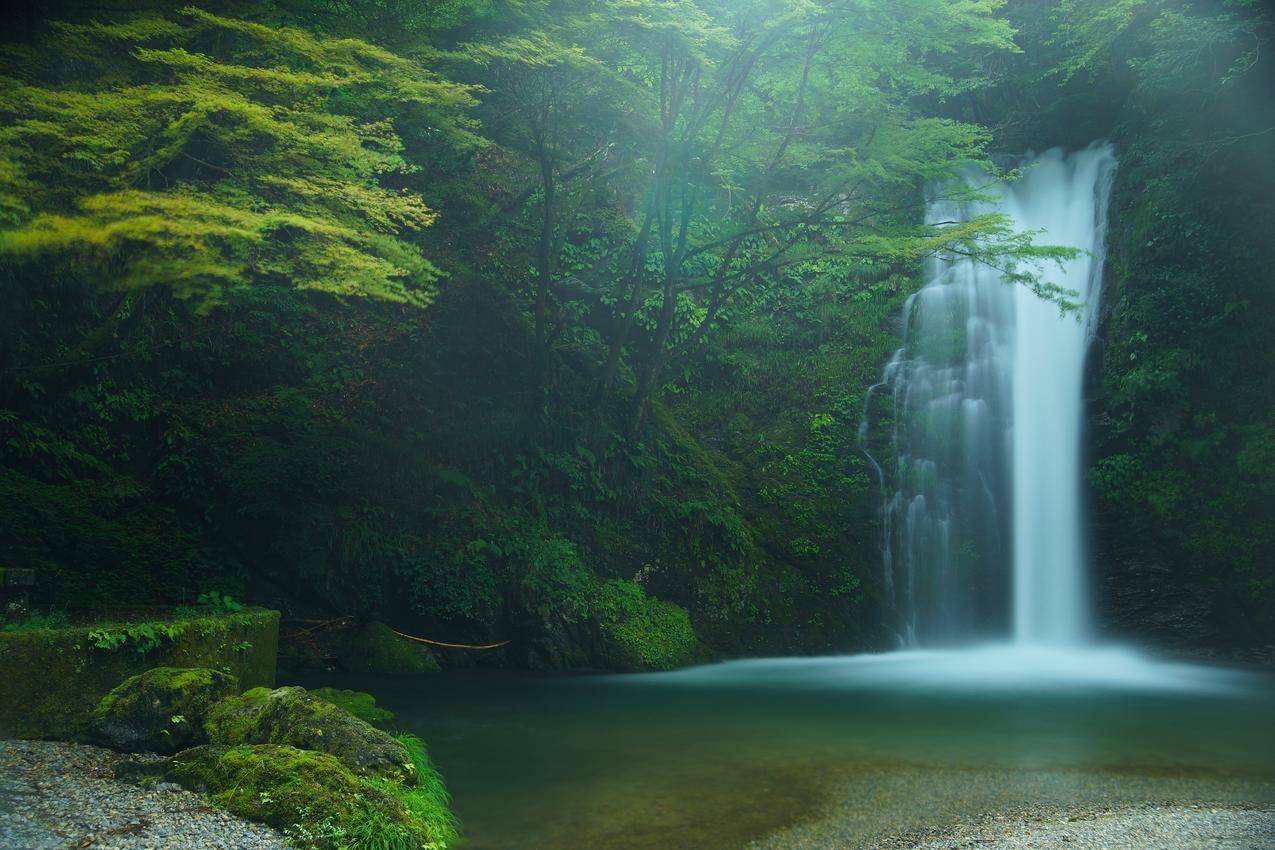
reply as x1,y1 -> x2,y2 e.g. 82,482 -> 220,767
593,580 -> 701,671
335,622 -> 440,674
204,686 -> 270,743
166,744 -> 442,850
205,686 -> 416,784
310,688 -> 395,729
1,611 -> 69,632
91,666 -> 238,754
0,608 -> 278,740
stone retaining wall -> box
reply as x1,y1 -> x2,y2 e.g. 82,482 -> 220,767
0,608 -> 278,740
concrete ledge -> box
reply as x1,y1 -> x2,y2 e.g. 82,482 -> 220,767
0,608 -> 279,740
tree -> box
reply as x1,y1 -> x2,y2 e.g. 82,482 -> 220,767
0,7 -> 481,309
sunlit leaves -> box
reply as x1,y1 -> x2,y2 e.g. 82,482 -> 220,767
0,6 -> 480,308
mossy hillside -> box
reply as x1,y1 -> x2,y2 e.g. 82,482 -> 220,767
206,685 -> 416,784
334,622 -> 440,674
165,743 -> 451,850
0,608 -> 278,740
91,667 -> 238,754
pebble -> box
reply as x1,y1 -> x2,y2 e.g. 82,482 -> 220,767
0,739 -> 289,849
906,804 -> 1275,850
752,764 -> 1275,850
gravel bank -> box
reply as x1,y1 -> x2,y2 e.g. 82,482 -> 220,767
751,765 -> 1275,850
0,739 -> 288,849
908,804 -> 1275,849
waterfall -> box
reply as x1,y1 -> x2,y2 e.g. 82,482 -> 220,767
863,144 -> 1117,647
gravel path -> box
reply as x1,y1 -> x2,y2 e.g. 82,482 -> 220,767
0,739 -> 288,850
909,804 -> 1275,849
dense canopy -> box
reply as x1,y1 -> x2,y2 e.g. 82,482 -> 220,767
1,0 -> 1271,664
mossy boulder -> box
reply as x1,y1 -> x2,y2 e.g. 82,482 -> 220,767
310,687 -> 395,729
165,744 -> 432,848
592,580 -> 704,671
334,622 -> 440,674
90,667 -> 238,754
205,685 -> 416,784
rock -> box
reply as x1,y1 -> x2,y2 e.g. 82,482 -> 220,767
90,667 -> 239,755
334,621 -> 440,674
309,687 -> 396,729
163,744 -> 431,847
204,685 -> 417,783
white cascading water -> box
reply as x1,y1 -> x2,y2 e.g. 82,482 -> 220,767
862,143 -> 1118,647
662,142 -> 1247,693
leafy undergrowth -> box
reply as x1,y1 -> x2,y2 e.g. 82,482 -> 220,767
379,734 -> 461,849
593,580 -> 701,671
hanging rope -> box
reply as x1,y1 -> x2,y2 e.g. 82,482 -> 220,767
282,616 -> 510,650
389,628 -> 510,650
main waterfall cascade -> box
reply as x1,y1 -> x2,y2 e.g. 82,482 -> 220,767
863,144 -> 1118,648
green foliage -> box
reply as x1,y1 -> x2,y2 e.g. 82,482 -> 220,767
1,610 -> 69,632
592,579 -> 699,671
167,744 -> 447,850
89,621 -> 187,657
0,607 -> 278,741
0,6 -> 480,307
377,733 -> 461,850
8,0 -> 1265,668
198,591 -> 244,613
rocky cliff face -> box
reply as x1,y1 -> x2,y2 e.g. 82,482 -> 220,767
1084,149 -> 1275,660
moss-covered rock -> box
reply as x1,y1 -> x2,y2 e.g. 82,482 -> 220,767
334,622 -> 439,674
90,667 -> 238,754
165,744 -> 435,849
593,580 -> 703,671
310,687 -> 395,729
205,685 -> 416,784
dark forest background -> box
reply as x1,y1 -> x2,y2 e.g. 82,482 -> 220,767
1,0 -> 1271,668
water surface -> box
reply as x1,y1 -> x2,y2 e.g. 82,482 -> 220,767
300,646 -> 1275,849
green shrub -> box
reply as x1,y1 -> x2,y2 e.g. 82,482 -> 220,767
592,580 -> 700,671
374,734 -> 460,850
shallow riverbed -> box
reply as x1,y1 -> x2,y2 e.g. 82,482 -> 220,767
298,645 -> 1275,849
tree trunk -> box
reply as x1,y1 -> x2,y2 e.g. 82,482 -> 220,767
528,141 -> 556,425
